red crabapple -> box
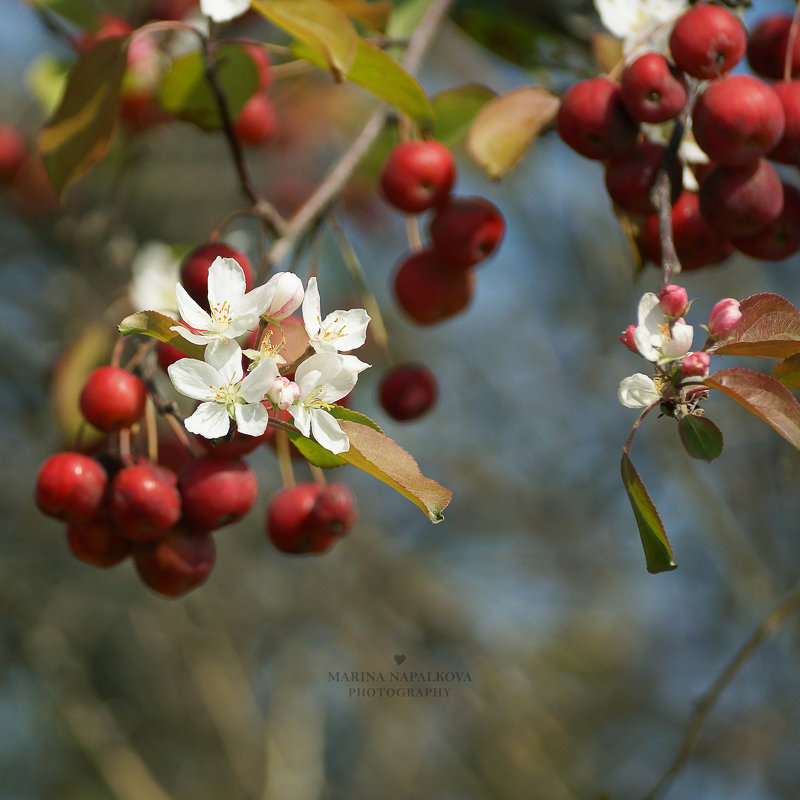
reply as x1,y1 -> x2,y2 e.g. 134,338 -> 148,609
180,243 -> 255,312
379,363 -> 438,421
67,513 -> 131,567
35,452 -> 108,522
768,81 -> 800,165
0,125 -> 26,182
235,93 -> 276,144
669,4 -> 746,80
178,456 -> 258,530
393,250 -> 475,325
308,483 -> 358,539
747,14 -> 800,80
604,140 -> 682,215
79,366 -> 147,432
698,159 -> 784,238
621,52 -> 687,124
730,183 -> 800,261
692,75 -> 785,166
556,77 -> 638,160
110,463 -> 182,541
429,196 -> 505,269
380,140 -> 456,213
134,529 -> 216,597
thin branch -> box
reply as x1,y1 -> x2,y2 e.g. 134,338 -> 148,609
265,0 -> 455,269
641,578 -> 800,800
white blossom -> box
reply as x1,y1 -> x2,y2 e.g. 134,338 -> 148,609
289,352 -> 370,454
199,0 -> 251,23
302,277 -> 370,354
168,340 -> 277,438
633,292 -> 693,363
595,0 -> 688,57
263,272 -> 304,321
618,373 -> 661,408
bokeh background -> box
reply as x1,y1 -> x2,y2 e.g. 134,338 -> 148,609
3,1 -> 800,798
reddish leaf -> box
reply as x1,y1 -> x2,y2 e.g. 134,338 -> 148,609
705,367 -> 800,449
620,452 -> 676,574
709,293 -> 800,358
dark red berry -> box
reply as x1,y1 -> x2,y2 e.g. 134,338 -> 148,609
67,512 -> 131,567
379,363 -> 438,421
768,81 -> 800,165
134,529 -> 216,597
429,196 -> 505,269
747,14 -> 800,80
308,483 -> 357,539
79,366 -> 147,432
178,456 -> 258,530
669,4 -> 746,80
730,183 -> 800,261
110,463 -> 181,542
35,452 -> 108,522
380,140 -> 456,213
604,140 -> 682,215
235,93 -> 276,145
621,52 -> 687,124
0,124 -> 26,182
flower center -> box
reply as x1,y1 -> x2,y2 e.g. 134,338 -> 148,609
210,299 -> 232,330
211,380 -> 240,411
318,315 -> 347,343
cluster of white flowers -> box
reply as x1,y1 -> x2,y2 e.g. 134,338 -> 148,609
161,257 -> 370,454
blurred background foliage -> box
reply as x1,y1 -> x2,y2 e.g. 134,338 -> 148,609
3,0 -> 800,799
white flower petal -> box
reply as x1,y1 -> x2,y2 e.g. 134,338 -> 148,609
309,408 -> 349,454
265,272 -> 304,319
302,276 -> 322,336
318,308 -> 371,352
618,373 -> 661,408
663,321 -> 694,358
205,340 -> 243,384
239,358 -> 278,403
175,283 -> 212,331
172,325 -> 214,346
207,257 -> 246,309
200,0 -> 251,23
185,401 -> 231,438
235,283 -> 272,319
234,402 -> 268,436
168,358 -> 222,401
289,405 -> 312,438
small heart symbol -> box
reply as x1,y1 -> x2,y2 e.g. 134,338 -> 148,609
394,654 -> 406,665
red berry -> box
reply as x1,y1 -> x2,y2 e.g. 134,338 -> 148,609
730,183 -> 800,261
156,340 -> 186,373
178,456 -> 258,531
747,14 -> 800,80
641,191 -> 733,272
669,4 -> 746,80
380,140 -> 456,213
110,463 -> 181,541
768,81 -> 800,165
692,75 -> 785,166
621,52 -> 687,124
35,452 -> 108,522
379,363 -> 438,421
266,482 -> 356,554
0,124 -> 26,182
149,0 -> 198,21
180,243 -> 255,312
556,77 -> 638,160
235,93 -> 276,145
393,250 -> 475,325
429,196 -> 504,269
67,513 -> 131,567
75,14 -> 134,54
699,159 -> 784,238
79,366 -> 148,432
604,140 -> 682,215
134,529 -> 216,597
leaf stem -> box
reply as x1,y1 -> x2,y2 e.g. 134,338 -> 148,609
623,400 -> 661,455
641,577 -> 800,800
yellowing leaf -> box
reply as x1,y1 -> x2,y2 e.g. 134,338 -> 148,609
39,35 -> 130,194
252,0 -> 358,80
467,86 -> 560,179
118,311 -> 205,359
621,452 -> 677,574
705,367 -> 800,450
327,0 -> 392,30
772,353 -> 800,389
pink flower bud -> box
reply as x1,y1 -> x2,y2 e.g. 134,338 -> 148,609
708,298 -> 741,337
659,284 -> 688,318
264,272 -> 304,320
268,376 -> 300,410
620,324 -> 638,353
680,351 -> 710,377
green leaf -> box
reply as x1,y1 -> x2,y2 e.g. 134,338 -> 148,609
158,44 -> 259,132
339,421 -> 451,521
467,86 -> 560,179
252,0 -> 358,81
678,415 -> 724,461
286,430 -> 348,468
620,452 -> 677,574
292,36 -> 434,130
327,0 -> 393,30
432,84 -> 496,146
705,367 -> 800,450
118,311 -> 205,359
39,35 -> 130,194
329,405 -> 383,433
32,0 -> 99,29
709,293 -> 800,359
772,353 -> 800,389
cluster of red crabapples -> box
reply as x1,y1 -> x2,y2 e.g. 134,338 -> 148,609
557,3 -> 800,269
35,244 -> 359,598
375,139 -> 506,421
